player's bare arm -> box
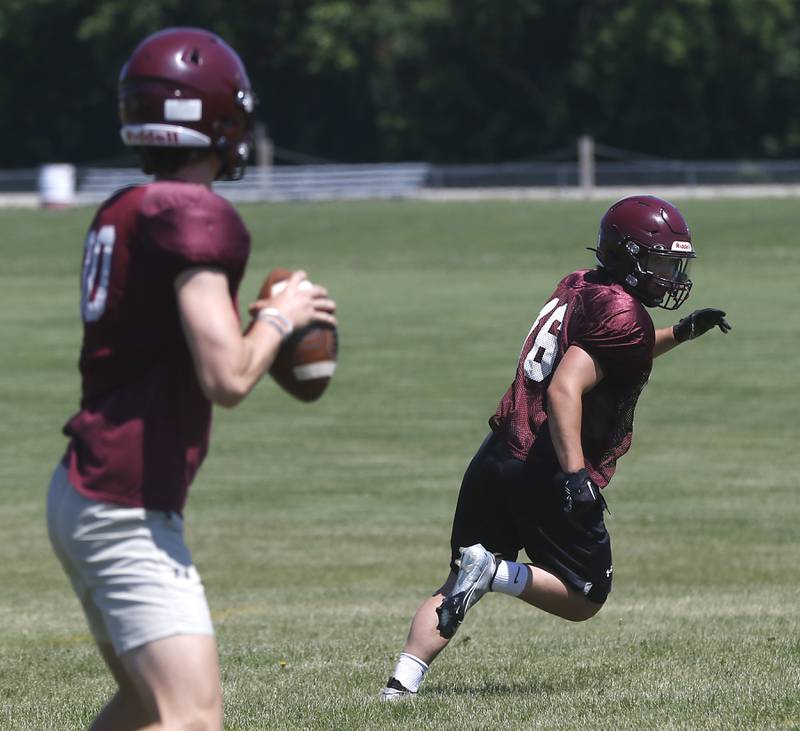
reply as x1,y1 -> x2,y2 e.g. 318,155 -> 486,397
546,345 -> 604,473
176,268 -> 336,408
652,325 -> 679,357
653,307 -> 731,358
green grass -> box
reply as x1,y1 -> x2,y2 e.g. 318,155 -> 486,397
0,197 -> 798,730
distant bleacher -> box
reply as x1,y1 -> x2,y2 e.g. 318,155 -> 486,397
75,164 -> 432,204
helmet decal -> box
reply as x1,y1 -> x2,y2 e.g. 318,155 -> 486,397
164,99 -> 203,122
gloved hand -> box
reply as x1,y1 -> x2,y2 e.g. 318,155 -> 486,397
555,469 -> 599,514
673,308 -> 732,343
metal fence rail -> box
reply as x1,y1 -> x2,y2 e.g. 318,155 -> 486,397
429,159 -> 800,188
600,159 -> 800,186
0,168 -> 39,193
428,162 -> 576,188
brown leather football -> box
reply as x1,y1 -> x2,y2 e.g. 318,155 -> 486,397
260,268 -> 338,402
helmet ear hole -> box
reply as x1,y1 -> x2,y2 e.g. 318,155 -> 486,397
189,49 -> 202,65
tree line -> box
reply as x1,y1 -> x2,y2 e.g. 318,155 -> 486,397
2,0 -> 800,167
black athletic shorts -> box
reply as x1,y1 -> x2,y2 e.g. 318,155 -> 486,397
449,432 -> 612,604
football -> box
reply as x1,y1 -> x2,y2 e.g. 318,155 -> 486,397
260,268 -> 338,402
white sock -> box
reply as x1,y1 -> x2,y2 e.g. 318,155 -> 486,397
490,560 -> 529,596
392,652 -> 428,693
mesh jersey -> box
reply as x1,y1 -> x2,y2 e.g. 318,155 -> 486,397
62,182 -> 251,513
490,269 -> 654,487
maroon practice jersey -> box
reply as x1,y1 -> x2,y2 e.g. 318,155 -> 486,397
62,182 -> 250,512
490,269 -> 654,487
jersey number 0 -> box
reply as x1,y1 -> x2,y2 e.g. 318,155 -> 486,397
80,225 -> 116,322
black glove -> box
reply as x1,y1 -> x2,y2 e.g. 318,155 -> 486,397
555,469 -> 599,514
673,308 -> 732,343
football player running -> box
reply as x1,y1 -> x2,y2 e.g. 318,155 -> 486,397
46,28 -> 336,730
380,195 -> 730,700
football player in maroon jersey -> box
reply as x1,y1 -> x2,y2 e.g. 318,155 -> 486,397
46,28 -> 336,730
381,195 -> 730,700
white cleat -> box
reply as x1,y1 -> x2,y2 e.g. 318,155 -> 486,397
436,544 -> 496,639
379,678 -> 416,701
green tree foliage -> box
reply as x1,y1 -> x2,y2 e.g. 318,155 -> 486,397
2,0 -> 800,166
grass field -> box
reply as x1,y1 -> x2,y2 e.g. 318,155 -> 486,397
0,196 -> 798,730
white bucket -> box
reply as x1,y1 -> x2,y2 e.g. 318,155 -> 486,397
38,164 -> 76,208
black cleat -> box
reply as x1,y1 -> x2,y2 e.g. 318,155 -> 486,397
379,676 -> 415,702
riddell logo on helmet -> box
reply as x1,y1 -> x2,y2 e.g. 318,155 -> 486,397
120,124 -> 212,149
123,128 -> 179,146
671,241 -> 693,252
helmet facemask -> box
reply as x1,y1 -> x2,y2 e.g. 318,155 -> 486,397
619,240 -> 694,310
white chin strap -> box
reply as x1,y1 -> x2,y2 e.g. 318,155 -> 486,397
120,124 -> 211,147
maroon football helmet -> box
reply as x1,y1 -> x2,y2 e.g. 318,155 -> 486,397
119,27 -> 255,180
594,195 -> 695,309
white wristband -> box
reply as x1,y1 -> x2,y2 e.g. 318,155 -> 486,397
256,307 -> 294,339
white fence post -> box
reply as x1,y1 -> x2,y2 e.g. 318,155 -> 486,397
255,123 -> 273,168
578,135 -> 595,196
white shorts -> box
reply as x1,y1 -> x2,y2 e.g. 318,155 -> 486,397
46,463 -> 214,656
